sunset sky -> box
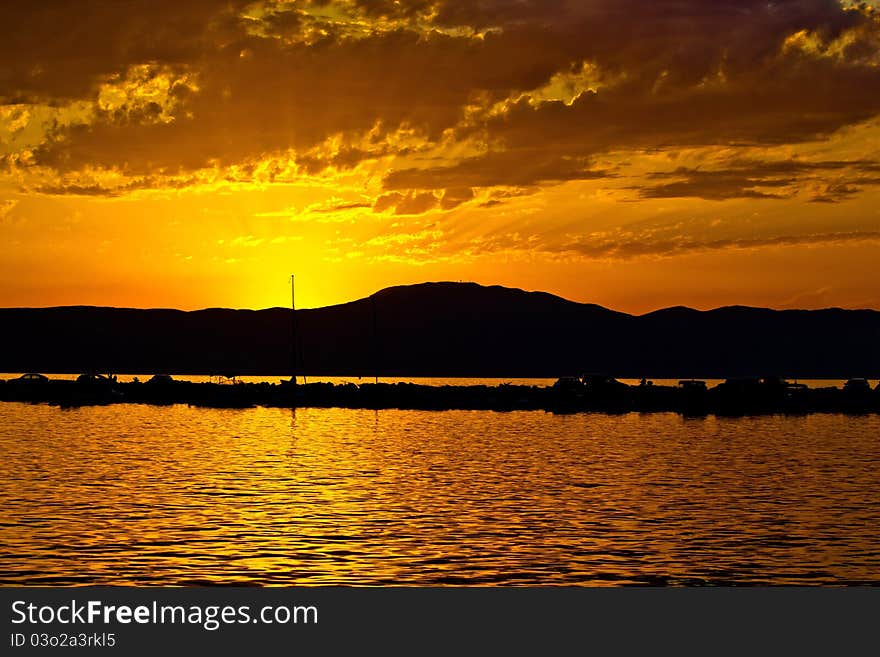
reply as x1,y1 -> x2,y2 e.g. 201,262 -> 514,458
2,0 -> 880,312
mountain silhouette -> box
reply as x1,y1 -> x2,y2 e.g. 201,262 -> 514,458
1,282 -> 878,377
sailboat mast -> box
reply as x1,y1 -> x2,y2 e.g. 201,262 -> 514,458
372,294 -> 378,384
290,274 -> 297,385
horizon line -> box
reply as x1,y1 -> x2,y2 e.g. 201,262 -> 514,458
0,281 -> 877,316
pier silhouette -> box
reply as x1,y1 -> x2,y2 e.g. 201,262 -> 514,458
1,373 -> 877,415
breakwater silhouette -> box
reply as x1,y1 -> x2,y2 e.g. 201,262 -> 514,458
1,374 -> 878,415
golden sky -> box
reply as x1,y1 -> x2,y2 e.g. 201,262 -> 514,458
2,0 -> 880,312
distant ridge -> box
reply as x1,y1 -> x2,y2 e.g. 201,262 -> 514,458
1,282 -> 878,377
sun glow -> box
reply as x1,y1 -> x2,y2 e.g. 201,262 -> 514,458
2,1 -> 880,311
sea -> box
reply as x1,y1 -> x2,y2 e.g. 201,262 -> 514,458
1,375 -> 878,586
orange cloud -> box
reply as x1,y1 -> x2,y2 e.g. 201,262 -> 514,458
3,0 -> 880,312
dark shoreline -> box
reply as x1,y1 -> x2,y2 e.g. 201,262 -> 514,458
2,377 -> 878,415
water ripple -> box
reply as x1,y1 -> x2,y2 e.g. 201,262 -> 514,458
0,404 -> 878,585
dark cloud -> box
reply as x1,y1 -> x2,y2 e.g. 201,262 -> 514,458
30,175 -> 199,197
26,25 -> 589,175
809,184 -> 863,203
557,229 -> 880,259
4,0 -> 880,196
440,187 -> 474,210
0,0 -> 249,103
476,61 -> 880,154
296,147 -> 394,175
431,0 -> 569,29
639,179 -> 789,201
384,151 -> 615,189
637,160 -> 880,201
313,201 -> 372,213
373,191 -> 439,214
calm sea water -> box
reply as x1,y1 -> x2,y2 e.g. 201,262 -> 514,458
1,403 -> 878,586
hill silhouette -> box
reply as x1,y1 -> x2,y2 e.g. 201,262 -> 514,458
1,282 -> 878,377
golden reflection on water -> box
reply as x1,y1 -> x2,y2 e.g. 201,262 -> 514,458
0,403 -> 878,585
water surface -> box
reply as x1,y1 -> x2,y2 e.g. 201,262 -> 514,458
1,403 -> 878,585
